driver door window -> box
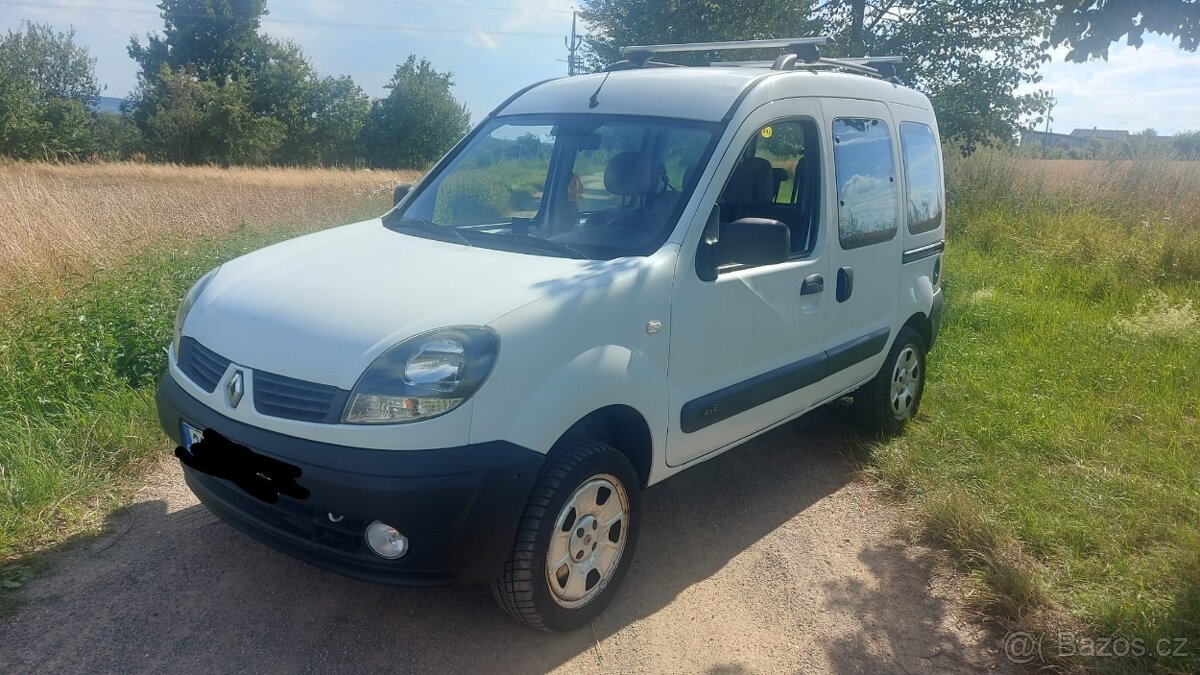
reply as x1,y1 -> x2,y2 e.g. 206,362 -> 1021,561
716,118 -> 822,261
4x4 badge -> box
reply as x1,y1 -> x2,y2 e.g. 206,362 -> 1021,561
226,370 -> 245,408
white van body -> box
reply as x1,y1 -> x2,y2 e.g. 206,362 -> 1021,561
158,53 -> 945,631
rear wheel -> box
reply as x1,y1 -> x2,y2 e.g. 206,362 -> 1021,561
491,441 -> 641,631
853,326 -> 926,432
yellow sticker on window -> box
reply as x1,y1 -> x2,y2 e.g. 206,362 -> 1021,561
760,126 -> 773,139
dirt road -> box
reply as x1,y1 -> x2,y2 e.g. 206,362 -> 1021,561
0,409 -> 1013,673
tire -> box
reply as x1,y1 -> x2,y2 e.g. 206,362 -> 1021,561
853,326 -> 927,433
491,441 -> 642,632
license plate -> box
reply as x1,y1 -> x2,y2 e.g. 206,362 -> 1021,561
181,421 -> 205,451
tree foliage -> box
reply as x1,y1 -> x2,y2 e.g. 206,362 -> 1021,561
0,22 -> 100,160
364,56 -> 471,169
129,0 -> 269,83
1047,1 -> 1200,62
140,66 -> 284,164
820,0 -> 1052,153
580,0 -> 1051,153
249,38 -> 369,165
0,21 -> 99,104
119,0 -> 458,167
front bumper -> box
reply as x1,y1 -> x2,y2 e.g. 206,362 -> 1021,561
156,373 -> 544,585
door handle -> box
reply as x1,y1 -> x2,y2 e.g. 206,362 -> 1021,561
836,266 -> 854,303
800,273 -> 824,295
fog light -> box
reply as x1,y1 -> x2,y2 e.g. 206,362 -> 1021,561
365,520 -> 408,559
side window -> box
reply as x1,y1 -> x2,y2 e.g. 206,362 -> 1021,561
899,122 -> 943,234
717,118 -> 821,257
832,118 -> 898,249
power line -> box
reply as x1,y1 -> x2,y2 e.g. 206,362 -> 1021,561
334,0 -> 572,13
0,0 -> 564,38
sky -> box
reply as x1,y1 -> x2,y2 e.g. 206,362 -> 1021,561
2,0 -> 1199,133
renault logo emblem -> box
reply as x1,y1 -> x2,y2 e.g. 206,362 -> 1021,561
226,370 -> 245,408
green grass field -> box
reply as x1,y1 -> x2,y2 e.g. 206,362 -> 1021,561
1,155 -> 1198,671
872,150 -> 1200,672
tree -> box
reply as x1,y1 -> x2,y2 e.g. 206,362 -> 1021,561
249,38 -> 369,165
0,22 -> 99,104
0,22 -> 100,160
580,0 -> 1051,154
129,0 -> 269,84
128,4 -> 371,166
307,75 -> 370,165
1047,1 -> 1200,62
364,56 -> 470,168
141,66 -> 283,164
1173,130 -> 1200,159
0,69 -> 44,158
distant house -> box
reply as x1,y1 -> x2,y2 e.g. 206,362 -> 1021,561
1019,127 -> 1134,151
1019,129 -> 1090,150
1069,128 -> 1130,141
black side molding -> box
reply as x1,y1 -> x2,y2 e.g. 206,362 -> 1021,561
902,240 -> 945,264
680,327 -> 891,433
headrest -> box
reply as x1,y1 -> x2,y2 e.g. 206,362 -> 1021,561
604,151 -> 656,197
722,157 -> 774,204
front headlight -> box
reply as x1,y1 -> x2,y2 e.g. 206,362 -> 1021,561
343,327 -> 499,424
172,266 -> 220,354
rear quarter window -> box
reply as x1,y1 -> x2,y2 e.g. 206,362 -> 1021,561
832,118 -> 898,250
899,122 -> 944,234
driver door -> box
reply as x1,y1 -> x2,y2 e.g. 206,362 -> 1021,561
666,99 -> 836,467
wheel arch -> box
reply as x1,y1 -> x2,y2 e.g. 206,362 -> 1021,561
547,405 -> 654,488
901,311 -> 932,351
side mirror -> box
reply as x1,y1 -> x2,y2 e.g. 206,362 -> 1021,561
393,183 -> 412,206
716,218 -> 790,267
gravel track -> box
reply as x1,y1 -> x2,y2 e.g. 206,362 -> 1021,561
0,409 -> 1014,674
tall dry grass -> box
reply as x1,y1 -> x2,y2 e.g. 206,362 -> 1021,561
945,150 -> 1200,283
0,161 -> 422,292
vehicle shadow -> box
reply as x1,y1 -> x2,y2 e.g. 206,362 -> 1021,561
0,407 -> 1002,674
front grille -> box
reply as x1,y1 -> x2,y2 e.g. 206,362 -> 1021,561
178,337 -> 231,393
253,369 -> 349,424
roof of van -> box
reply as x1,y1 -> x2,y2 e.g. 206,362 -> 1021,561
497,68 -> 933,122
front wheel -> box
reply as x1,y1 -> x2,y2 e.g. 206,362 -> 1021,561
852,326 -> 927,433
491,441 -> 641,631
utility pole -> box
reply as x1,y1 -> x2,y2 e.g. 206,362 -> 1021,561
564,9 -> 582,76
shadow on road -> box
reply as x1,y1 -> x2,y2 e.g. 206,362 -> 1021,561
0,406 -> 1001,673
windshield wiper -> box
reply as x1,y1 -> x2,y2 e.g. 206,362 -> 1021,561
465,232 -> 588,259
391,219 -> 472,247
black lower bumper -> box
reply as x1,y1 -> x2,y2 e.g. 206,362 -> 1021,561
156,373 -> 544,585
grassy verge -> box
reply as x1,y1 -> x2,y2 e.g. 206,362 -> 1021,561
870,151 -> 1200,672
0,226 -> 338,595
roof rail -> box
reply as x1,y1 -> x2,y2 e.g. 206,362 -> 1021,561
614,36 -> 834,70
610,37 -> 905,80
618,36 -> 833,56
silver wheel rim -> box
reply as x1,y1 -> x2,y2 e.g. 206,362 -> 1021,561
890,345 -> 921,420
545,474 -> 629,609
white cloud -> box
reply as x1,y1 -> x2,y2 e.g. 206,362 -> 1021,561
1020,36 -> 1200,135
464,29 -> 498,50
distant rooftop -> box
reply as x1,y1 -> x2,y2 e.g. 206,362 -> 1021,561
1070,128 -> 1130,140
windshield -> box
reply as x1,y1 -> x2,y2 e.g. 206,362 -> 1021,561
385,114 -> 720,260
